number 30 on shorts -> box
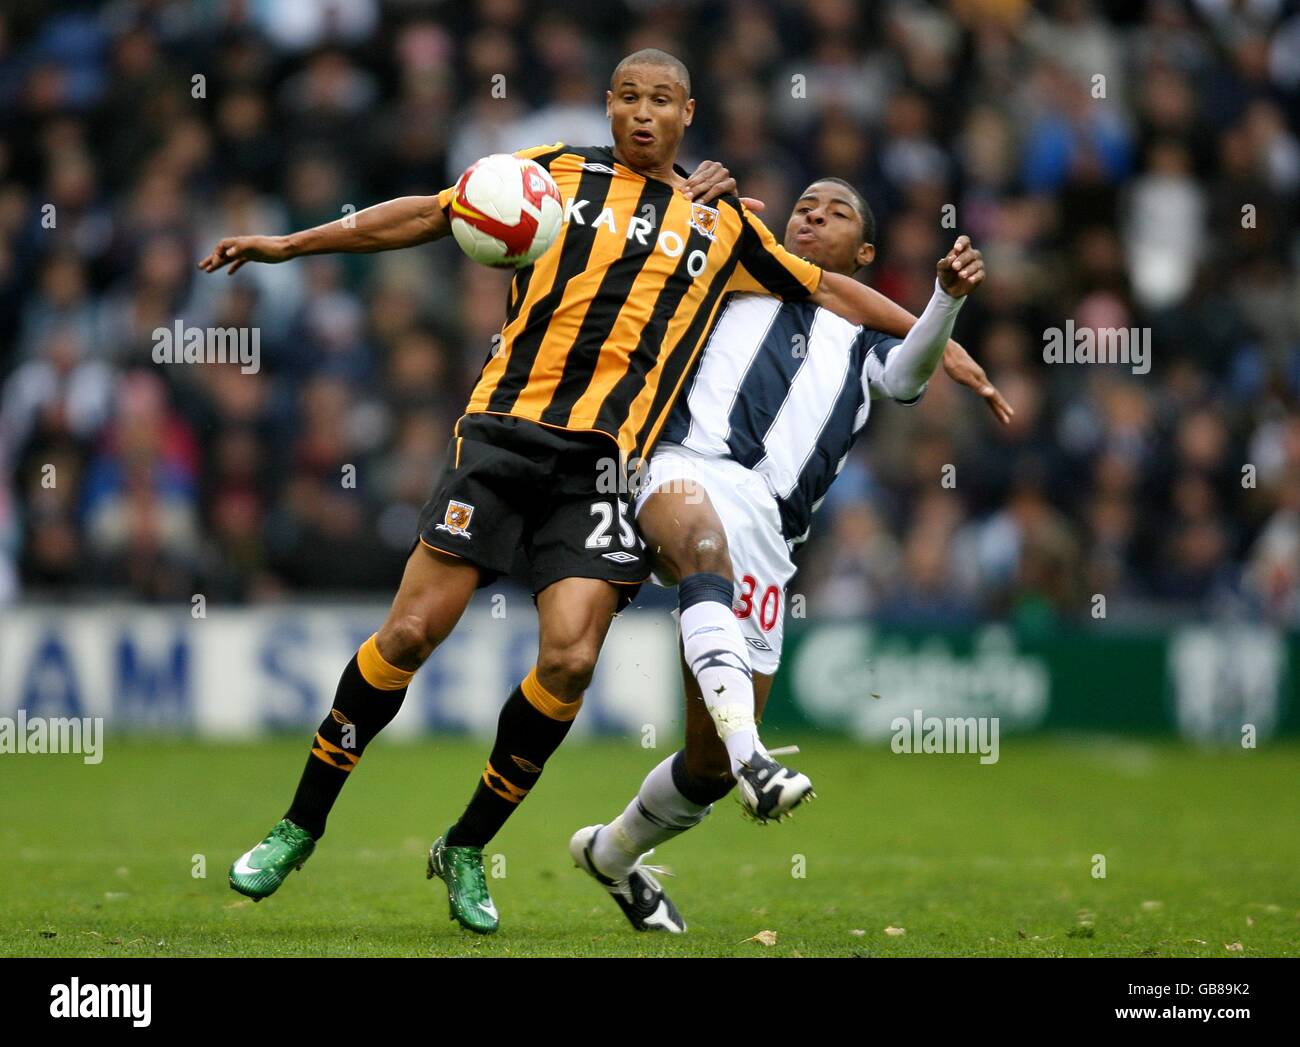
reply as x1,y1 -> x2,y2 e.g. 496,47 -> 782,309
734,574 -> 780,631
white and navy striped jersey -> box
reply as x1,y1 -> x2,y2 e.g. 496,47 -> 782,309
656,293 -> 921,544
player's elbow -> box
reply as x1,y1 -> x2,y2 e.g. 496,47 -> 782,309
883,371 -> 927,402
421,198 -> 450,241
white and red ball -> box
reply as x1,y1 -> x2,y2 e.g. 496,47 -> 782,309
449,154 -> 564,268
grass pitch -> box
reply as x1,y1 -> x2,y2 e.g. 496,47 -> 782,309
2,734 -> 1296,957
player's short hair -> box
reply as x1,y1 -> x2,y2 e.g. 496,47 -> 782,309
809,177 -> 876,245
611,49 -> 691,98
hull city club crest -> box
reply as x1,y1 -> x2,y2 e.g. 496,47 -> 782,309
435,500 -> 475,538
689,202 -> 719,241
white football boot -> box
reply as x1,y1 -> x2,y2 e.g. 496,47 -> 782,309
736,751 -> 814,823
569,824 -> 686,933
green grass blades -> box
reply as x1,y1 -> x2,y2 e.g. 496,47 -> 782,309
1,736 -> 1296,957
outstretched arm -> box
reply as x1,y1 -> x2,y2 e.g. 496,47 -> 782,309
198,195 -> 450,275
876,281 -> 967,401
809,235 -> 984,333
809,270 -> 917,337
878,236 -> 984,398
810,235 -> 1013,425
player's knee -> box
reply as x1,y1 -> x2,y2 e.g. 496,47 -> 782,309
378,614 -> 437,670
536,640 -> 599,695
680,526 -> 730,578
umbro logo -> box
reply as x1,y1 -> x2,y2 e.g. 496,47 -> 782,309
582,162 -> 617,175
746,636 -> 773,651
602,551 -> 639,563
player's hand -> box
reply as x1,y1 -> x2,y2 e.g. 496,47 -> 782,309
197,235 -> 292,275
681,160 -> 737,205
937,235 -> 984,297
943,341 -> 1014,426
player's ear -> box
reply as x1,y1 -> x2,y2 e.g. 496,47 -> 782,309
605,89 -> 613,118
857,242 -> 876,268
684,97 -> 695,127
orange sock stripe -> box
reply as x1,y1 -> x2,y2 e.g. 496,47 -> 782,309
520,668 -> 581,722
311,733 -> 359,771
357,633 -> 415,691
482,761 -> 529,803
313,733 -> 356,759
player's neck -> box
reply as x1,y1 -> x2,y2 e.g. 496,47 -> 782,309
611,144 -> 682,187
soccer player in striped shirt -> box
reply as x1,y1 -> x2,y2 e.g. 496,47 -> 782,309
570,180 -> 1008,932
199,49 -> 979,936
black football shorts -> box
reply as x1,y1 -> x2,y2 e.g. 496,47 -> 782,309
415,413 -> 648,608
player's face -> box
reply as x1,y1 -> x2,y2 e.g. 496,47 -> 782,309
606,66 -> 694,173
785,182 -> 874,275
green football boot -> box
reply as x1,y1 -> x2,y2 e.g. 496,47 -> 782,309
426,832 -> 499,935
228,818 -> 316,901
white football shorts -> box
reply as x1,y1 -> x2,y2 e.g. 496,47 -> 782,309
633,442 -> 796,675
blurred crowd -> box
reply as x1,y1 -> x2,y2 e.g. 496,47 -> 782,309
1,0 -> 1299,627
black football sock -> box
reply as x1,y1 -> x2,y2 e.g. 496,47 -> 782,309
284,634 -> 414,840
445,668 -> 579,849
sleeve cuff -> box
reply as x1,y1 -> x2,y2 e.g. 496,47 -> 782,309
933,277 -> 964,309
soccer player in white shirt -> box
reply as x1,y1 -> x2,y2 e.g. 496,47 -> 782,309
570,178 -> 1009,931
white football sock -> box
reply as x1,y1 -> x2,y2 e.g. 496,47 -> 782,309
680,593 -> 765,775
591,754 -> 710,879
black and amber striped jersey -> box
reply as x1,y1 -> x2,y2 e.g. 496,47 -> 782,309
437,143 -> 822,462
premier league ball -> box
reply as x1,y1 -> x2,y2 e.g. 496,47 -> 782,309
448,153 -> 564,268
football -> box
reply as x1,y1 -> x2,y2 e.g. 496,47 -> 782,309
448,153 -> 564,268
